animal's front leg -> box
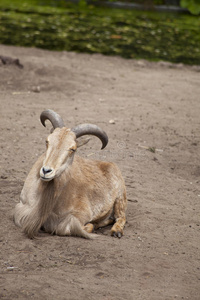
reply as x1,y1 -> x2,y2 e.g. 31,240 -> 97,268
94,218 -> 114,230
111,217 -> 126,238
111,195 -> 127,238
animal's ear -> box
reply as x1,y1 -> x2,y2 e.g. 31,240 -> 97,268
76,137 -> 90,148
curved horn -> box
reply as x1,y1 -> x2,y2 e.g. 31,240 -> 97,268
40,109 -> 65,129
71,124 -> 108,149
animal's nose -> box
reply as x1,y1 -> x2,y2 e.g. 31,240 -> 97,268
42,167 -> 53,175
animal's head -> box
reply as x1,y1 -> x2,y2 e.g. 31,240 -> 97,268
39,109 -> 108,181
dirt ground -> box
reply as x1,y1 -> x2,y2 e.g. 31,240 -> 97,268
0,44 -> 200,300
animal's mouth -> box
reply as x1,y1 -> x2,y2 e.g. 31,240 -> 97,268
40,176 -> 54,182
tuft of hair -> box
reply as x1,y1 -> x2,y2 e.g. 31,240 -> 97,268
54,214 -> 96,239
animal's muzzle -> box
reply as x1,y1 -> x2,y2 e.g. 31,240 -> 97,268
40,166 -> 54,181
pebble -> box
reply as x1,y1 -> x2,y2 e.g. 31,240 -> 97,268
32,86 -> 41,93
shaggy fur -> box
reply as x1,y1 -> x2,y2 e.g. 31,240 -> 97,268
14,127 -> 127,239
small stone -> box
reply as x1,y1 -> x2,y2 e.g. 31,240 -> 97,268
32,86 -> 41,93
109,119 -> 115,124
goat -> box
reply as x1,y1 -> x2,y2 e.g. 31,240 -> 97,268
14,109 -> 127,239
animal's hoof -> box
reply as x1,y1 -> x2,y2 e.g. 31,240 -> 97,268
112,231 -> 122,238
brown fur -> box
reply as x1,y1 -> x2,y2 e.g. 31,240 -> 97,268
14,128 -> 127,239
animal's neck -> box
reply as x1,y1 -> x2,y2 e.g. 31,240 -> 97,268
37,180 -> 55,222
39,171 -> 69,210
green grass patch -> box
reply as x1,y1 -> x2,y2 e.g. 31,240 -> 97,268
0,0 -> 200,64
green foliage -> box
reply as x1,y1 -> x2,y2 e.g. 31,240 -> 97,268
91,0 -> 165,3
78,0 -> 88,8
180,0 -> 200,15
0,0 -> 200,65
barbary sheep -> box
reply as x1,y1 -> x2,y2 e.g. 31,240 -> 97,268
14,109 -> 127,239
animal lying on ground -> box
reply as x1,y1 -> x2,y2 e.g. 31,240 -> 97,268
13,109 -> 127,239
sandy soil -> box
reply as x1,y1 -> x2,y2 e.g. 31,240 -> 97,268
0,44 -> 200,300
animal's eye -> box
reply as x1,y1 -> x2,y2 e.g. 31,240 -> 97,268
69,148 -> 76,152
